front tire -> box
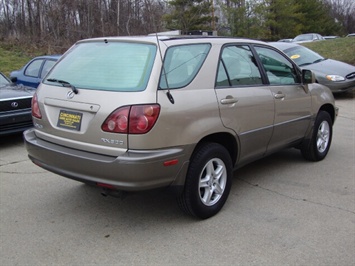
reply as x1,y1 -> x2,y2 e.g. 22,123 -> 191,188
301,111 -> 333,161
178,142 -> 233,219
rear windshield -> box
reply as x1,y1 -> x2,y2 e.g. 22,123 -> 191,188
44,41 -> 157,92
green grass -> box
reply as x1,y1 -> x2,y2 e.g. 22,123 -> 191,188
0,42 -> 48,77
302,37 -> 355,66
0,37 -> 354,78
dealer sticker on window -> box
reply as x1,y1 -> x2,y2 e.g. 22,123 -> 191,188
57,110 -> 82,131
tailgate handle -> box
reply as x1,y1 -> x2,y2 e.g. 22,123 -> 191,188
221,96 -> 238,105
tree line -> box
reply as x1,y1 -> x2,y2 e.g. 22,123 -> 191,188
217,0 -> 355,40
0,0 -> 354,52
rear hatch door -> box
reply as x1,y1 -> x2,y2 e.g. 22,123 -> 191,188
34,39 -> 158,156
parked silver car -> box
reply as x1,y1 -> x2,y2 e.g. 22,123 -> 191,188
292,33 -> 325,43
24,36 -> 338,219
271,42 -> 355,93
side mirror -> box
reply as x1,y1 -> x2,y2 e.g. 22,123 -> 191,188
10,76 -> 17,83
302,69 -> 315,84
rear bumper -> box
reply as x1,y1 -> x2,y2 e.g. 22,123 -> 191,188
0,110 -> 33,136
24,128 -> 190,191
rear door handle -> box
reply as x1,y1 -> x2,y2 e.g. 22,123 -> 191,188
221,96 -> 238,104
274,92 -> 285,99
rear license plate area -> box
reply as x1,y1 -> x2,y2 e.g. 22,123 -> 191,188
57,110 -> 83,131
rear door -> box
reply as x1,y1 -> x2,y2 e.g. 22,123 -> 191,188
215,44 -> 275,164
253,45 -> 311,152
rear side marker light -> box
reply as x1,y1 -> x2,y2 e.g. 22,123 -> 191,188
164,159 -> 179,166
102,104 -> 160,134
97,183 -> 115,189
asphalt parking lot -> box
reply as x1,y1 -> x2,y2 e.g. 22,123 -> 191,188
1,91 -> 354,265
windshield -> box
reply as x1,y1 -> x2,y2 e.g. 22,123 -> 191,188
283,46 -> 324,66
293,34 -> 313,41
0,74 -> 10,87
45,41 -> 157,92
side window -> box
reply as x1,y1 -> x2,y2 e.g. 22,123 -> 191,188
24,59 -> 44,77
216,45 -> 262,87
40,60 -> 56,78
160,44 -> 211,89
254,46 -> 299,85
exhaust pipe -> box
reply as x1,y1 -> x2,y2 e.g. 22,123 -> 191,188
101,188 -> 127,199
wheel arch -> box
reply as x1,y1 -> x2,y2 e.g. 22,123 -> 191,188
169,131 -> 238,196
196,132 -> 238,167
319,103 -> 336,125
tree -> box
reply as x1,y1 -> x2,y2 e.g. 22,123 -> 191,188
220,0 -> 303,40
163,0 -> 214,32
220,0 -> 248,37
0,0 -> 166,49
264,0 -> 303,40
324,0 -> 355,34
295,0 -> 343,35
0,0 -> 353,51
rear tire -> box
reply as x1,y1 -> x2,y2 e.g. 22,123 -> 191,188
301,111 -> 332,161
178,142 -> 232,219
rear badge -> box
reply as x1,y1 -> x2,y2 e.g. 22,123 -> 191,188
101,138 -> 124,145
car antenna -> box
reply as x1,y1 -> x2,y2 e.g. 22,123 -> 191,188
154,32 -> 175,104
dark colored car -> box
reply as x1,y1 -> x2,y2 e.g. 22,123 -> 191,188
271,42 -> 355,93
10,55 -> 61,88
0,72 -> 35,136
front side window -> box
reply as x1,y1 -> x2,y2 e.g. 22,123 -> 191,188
159,44 -> 211,89
25,59 -> 43,77
254,46 -> 299,85
216,45 -> 262,87
45,42 -> 157,92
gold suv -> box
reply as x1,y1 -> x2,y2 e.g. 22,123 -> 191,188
24,36 -> 337,219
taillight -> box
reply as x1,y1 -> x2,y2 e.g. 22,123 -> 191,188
102,104 -> 160,134
31,93 -> 42,119
129,105 -> 160,134
102,106 -> 130,133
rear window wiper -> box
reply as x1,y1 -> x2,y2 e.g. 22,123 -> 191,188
46,78 -> 78,94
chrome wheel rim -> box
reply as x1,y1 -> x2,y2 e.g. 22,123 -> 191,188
317,121 -> 330,153
198,158 -> 227,206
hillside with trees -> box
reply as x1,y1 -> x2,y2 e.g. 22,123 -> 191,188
0,0 -> 354,52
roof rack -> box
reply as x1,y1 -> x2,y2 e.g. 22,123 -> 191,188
149,30 -> 217,36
